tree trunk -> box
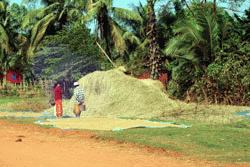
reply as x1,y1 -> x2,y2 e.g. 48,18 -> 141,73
147,0 -> 161,80
98,6 -> 113,60
213,0 -> 216,15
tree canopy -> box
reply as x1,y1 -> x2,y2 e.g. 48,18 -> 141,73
0,0 -> 249,104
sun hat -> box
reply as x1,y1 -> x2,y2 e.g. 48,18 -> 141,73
73,82 -> 79,86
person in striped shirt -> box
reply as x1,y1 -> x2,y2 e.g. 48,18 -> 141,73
73,82 -> 85,117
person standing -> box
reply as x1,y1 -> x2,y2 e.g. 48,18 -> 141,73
73,82 -> 85,117
54,83 -> 63,118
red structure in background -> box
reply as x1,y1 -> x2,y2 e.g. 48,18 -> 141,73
138,71 -> 168,86
6,71 -> 23,84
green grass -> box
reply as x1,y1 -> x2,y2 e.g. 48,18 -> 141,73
96,119 -> 250,163
0,97 -> 21,105
0,96 -> 50,112
0,116 -> 54,128
0,116 -> 36,124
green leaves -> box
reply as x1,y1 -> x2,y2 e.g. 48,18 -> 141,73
0,1 -> 6,13
28,13 -> 56,57
22,2 -> 60,29
110,19 -> 127,54
35,22 -> 100,80
113,7 -> 143,24
123,32 -> 141,46
0,24 -> 11,54
165,5 -> 220,68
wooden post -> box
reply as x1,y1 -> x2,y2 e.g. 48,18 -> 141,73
96,41 -> 117,68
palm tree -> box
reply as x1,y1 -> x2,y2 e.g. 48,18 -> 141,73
84,0 -> 133,58
113,3 -> 147,60
0,1 -> 25,83
147,0 -> 161,79
112,2 -> 174,74
165,4 -> 219,72
1,2 -> 59,75
0,0 -> 12,55
22,0 -> 91,58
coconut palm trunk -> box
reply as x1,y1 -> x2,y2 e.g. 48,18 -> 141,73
213,0 -> 216,15
147,0 -> 161,80
97,5 -> 112,57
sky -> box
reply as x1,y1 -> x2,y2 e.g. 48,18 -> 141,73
9,0 -> 250,15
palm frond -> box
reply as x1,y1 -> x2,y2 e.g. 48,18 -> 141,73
123,31 -> 141,46
101,0 -> 113,9
22,2 -> 60,29
0,24 -> 11,53
113,7 -> 143,24
110,19 -> 127,54
203,14 -> 219,55
0,1 -> 6,13
83,5 -> 99,21
174,19 -> 203,43
28,13 -> 56,57
138,38 -> 149,49
86,0 -> 94,11
165,37 -> 183,56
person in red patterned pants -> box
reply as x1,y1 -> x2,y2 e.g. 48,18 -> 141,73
54,83 -> 63,118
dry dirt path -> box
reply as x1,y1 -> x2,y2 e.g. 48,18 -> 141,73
0,120 -> 247,167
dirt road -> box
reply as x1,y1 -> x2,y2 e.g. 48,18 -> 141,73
0,120 -> 246,167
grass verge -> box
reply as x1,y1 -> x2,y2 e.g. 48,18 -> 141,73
0,116 -> 54,129
96,119 -> 250,163
0,96 -> 50,112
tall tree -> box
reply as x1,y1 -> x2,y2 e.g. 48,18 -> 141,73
147,0 -> 161,79
165,3 -> 220,69
85,0 -> 133,59
0,2 -> 30,81
21,0 -> 86,57
0,0 -> 12,56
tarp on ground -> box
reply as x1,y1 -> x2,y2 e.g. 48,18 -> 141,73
37,117 -> 191,131
0,111 -> 191,131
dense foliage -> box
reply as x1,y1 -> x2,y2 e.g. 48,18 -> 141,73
1,0 -> 250,105
34,22 -> 100,81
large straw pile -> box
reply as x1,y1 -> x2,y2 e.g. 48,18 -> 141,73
46,68 -> 249,123
72,69 -> 189,118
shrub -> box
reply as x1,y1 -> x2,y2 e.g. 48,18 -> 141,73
189,51 -> 250,105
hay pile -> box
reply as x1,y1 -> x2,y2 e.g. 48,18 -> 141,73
46,68 -> 249,123
71,69 -> 190,118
